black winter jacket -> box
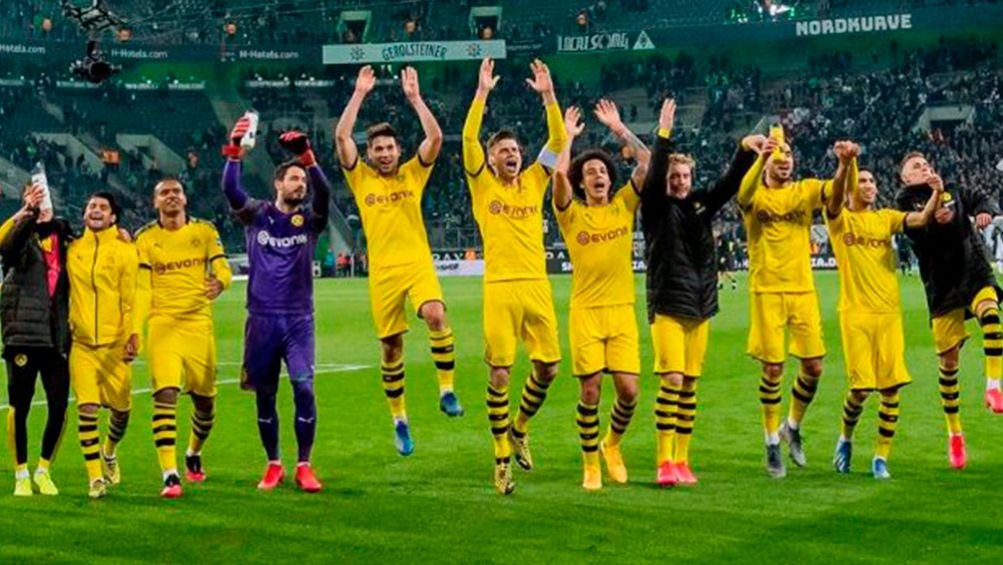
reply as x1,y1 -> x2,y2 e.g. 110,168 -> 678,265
0,211 -> 73,356
641,135 -> 756,322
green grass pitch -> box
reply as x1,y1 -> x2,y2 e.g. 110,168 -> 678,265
1,272 -> 1001,563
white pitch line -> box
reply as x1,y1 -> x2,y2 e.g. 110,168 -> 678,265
0,363 -> 372,411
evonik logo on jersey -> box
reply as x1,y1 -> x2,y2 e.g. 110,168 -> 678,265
843,233 -> 892,248
364,190 -> 415,206
756,209 -> 807,224
153,257 -> 206,275
488,200 -> 538,219
256,230 -> 309,248
576,226 -> 629,245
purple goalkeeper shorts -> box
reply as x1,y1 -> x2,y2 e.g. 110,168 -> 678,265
240,314 -> 315,392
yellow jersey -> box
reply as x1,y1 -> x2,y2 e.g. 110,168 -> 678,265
740,177 -> 829,293
555,185 -> 639,308
133,218 -> 232,327
462,97 -> 567,283
826,207 -> 906,313
342,156 -> 434,269
67,226 -> 138,346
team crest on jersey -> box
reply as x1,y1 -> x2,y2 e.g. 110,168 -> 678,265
190,237 -> 201,248
291,214 -> 305,227
14,354 -> 27,367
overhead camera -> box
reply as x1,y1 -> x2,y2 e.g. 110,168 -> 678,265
70,40 -> 120,84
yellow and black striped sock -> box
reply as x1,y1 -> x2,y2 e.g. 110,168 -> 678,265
486,385 -> 511,461
78,412 -> 102,482
788,370 -> 820,427
655,378 -> 679,465
759,370 -> 783,438
605,397 -> 636,448
978,305 -> 1002,383
577,401 -> 600,467
152,401 -> 178,474
381,359 -> 407,422
674,378 -> 698,463
188,409 -> 214,455
876,391 -> 901,460
513,371 -> 552,438
839,390 -> 868,440
102,410 -> 129,457
938,365 -> 962,434
429,328 -> 456,395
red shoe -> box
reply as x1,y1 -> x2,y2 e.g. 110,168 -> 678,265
160,475 -> 183,499
985,389 -> 1003,414
258,463 -> 285,490
656,461 -> 677,487
294,464 -> 322,493
673,462 -> 698,486
949,434 -> 967,469
185,454 -> 206,483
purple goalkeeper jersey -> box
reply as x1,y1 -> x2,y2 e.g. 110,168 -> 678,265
222,160 -> 331,316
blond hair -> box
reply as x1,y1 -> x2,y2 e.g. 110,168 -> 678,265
668,153 -> 695,171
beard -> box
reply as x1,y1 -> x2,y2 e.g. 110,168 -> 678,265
281,195 -> 306,208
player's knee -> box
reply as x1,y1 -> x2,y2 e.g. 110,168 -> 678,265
78,403 -> 99,415
850,390 -> 870,404
489,366 -> 510,390
110,409 -> 130,423
421,301 -> 447,330
661,372 -> 684,387
153,388 -> 178,405
617,379 -> 640,404
380,335 -> 404,362
578,374 -> 602,404
801,358 -> 823,378
762,363 -> 784,381
191,394 -> 214,414
940,348 -> 960,370
535,361 -> 559,383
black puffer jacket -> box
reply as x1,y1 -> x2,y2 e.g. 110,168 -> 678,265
895,182 -> 999,318
641,134 -> 756,322
0,212 -> 73,356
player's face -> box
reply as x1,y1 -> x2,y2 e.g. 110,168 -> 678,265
489,139 -> 522,182
154,180 -> 187,216
581,159 -> 610,204
275,165 -> 308,207
667,163 -> 693,199
367,135 -> 401,175
765,143 -> 794,183
857,170 -> 878,206
83,196 -> 116,231
900,155 -> 933,186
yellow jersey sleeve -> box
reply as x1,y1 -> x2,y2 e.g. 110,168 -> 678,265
462,98 -> 487,176
553,197 -> 579,234
204,223 -> 232,289
341,158 -> 373,194
881,209 -> 907,235
118,242 -> 139,338
802,178 -> 831,211
132,233 -> 152,339
521,162 -> 550,199
400,156 -> 435,198
614,182 -> 641,213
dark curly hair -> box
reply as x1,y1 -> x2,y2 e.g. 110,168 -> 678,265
569,149 -> 619,203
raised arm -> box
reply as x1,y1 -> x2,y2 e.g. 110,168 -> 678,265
641,98 -> 676,208
553,106 -> 584,211
0,186 -> 44,262
401,66 -> 442,165
905,174 -> 944,228
826,141 -> 859,219
704,135 -> 766,215
960,183 -> 997,230
307,165 -> 332,233
737,137 -> 777,210
335,65 -> 375,169
526,59 -> 568,169
594,99 -> 650,189
462,58 -> 498,176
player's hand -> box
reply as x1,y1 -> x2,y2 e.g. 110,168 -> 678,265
925,173 -> 944,193
934,206 -> 954,225
477,58 -> 500,95
565,106 -> 585,138
116,227 -> 132,243
401,66 -> 421,102
759,137 -> 779,157
230,116 -> 251,146
279,131 -> 316,167
355,65 -> 376,96
593,99 -> 624,133
976,212 -> 993,230
741,134 -> 769,154
205,276 -> 224,300
124,334 -> 139,363
525,59 -> 554,95
20,185 -> 44,213
833,140 -> 859,163
658,98 -> 676,133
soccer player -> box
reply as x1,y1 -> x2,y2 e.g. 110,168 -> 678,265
737,130 -> 847,478
67,192 -> 139,498
463,57 -> 568,494
552,100 -> 650,490
894,152 -> 1001,469
827,153 -> 941,478
223,124 -> 330,492
641,99 -> 767,486
0,184 -> 72,496
334,65 -> 463,457
134,178 -> 232,498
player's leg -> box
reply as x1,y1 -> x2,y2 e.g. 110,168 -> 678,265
783,292 -> 826,468
5,354 -> 36,496
748,293 -> 788,476
931,310 -> 968,468
284,315 -> 321,492
873,386 -> 901,479
488,365 -> 514,494
577,372 -> 603,491
600,306 -> 641,484
100,348 -> 133,487
483,281 -> 519,493
672,318 -> 709,485
419,300 -> 463,417
242,315 -> 285,489
971,289 -> 1003,412
511,281 -> 562,467
36,353 -> 69,492
184,321 -> 218,483
185,394 -> 214,482
149,318 -> 185,497
834,388 -> 868,474
380,333 -> 412,455
650,314 -> 685,486
871,312 -> 911,479
69,346 -> 104,496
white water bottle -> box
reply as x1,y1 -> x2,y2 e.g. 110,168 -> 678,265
240,110 -> 260,150
30,163 -> 52,212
